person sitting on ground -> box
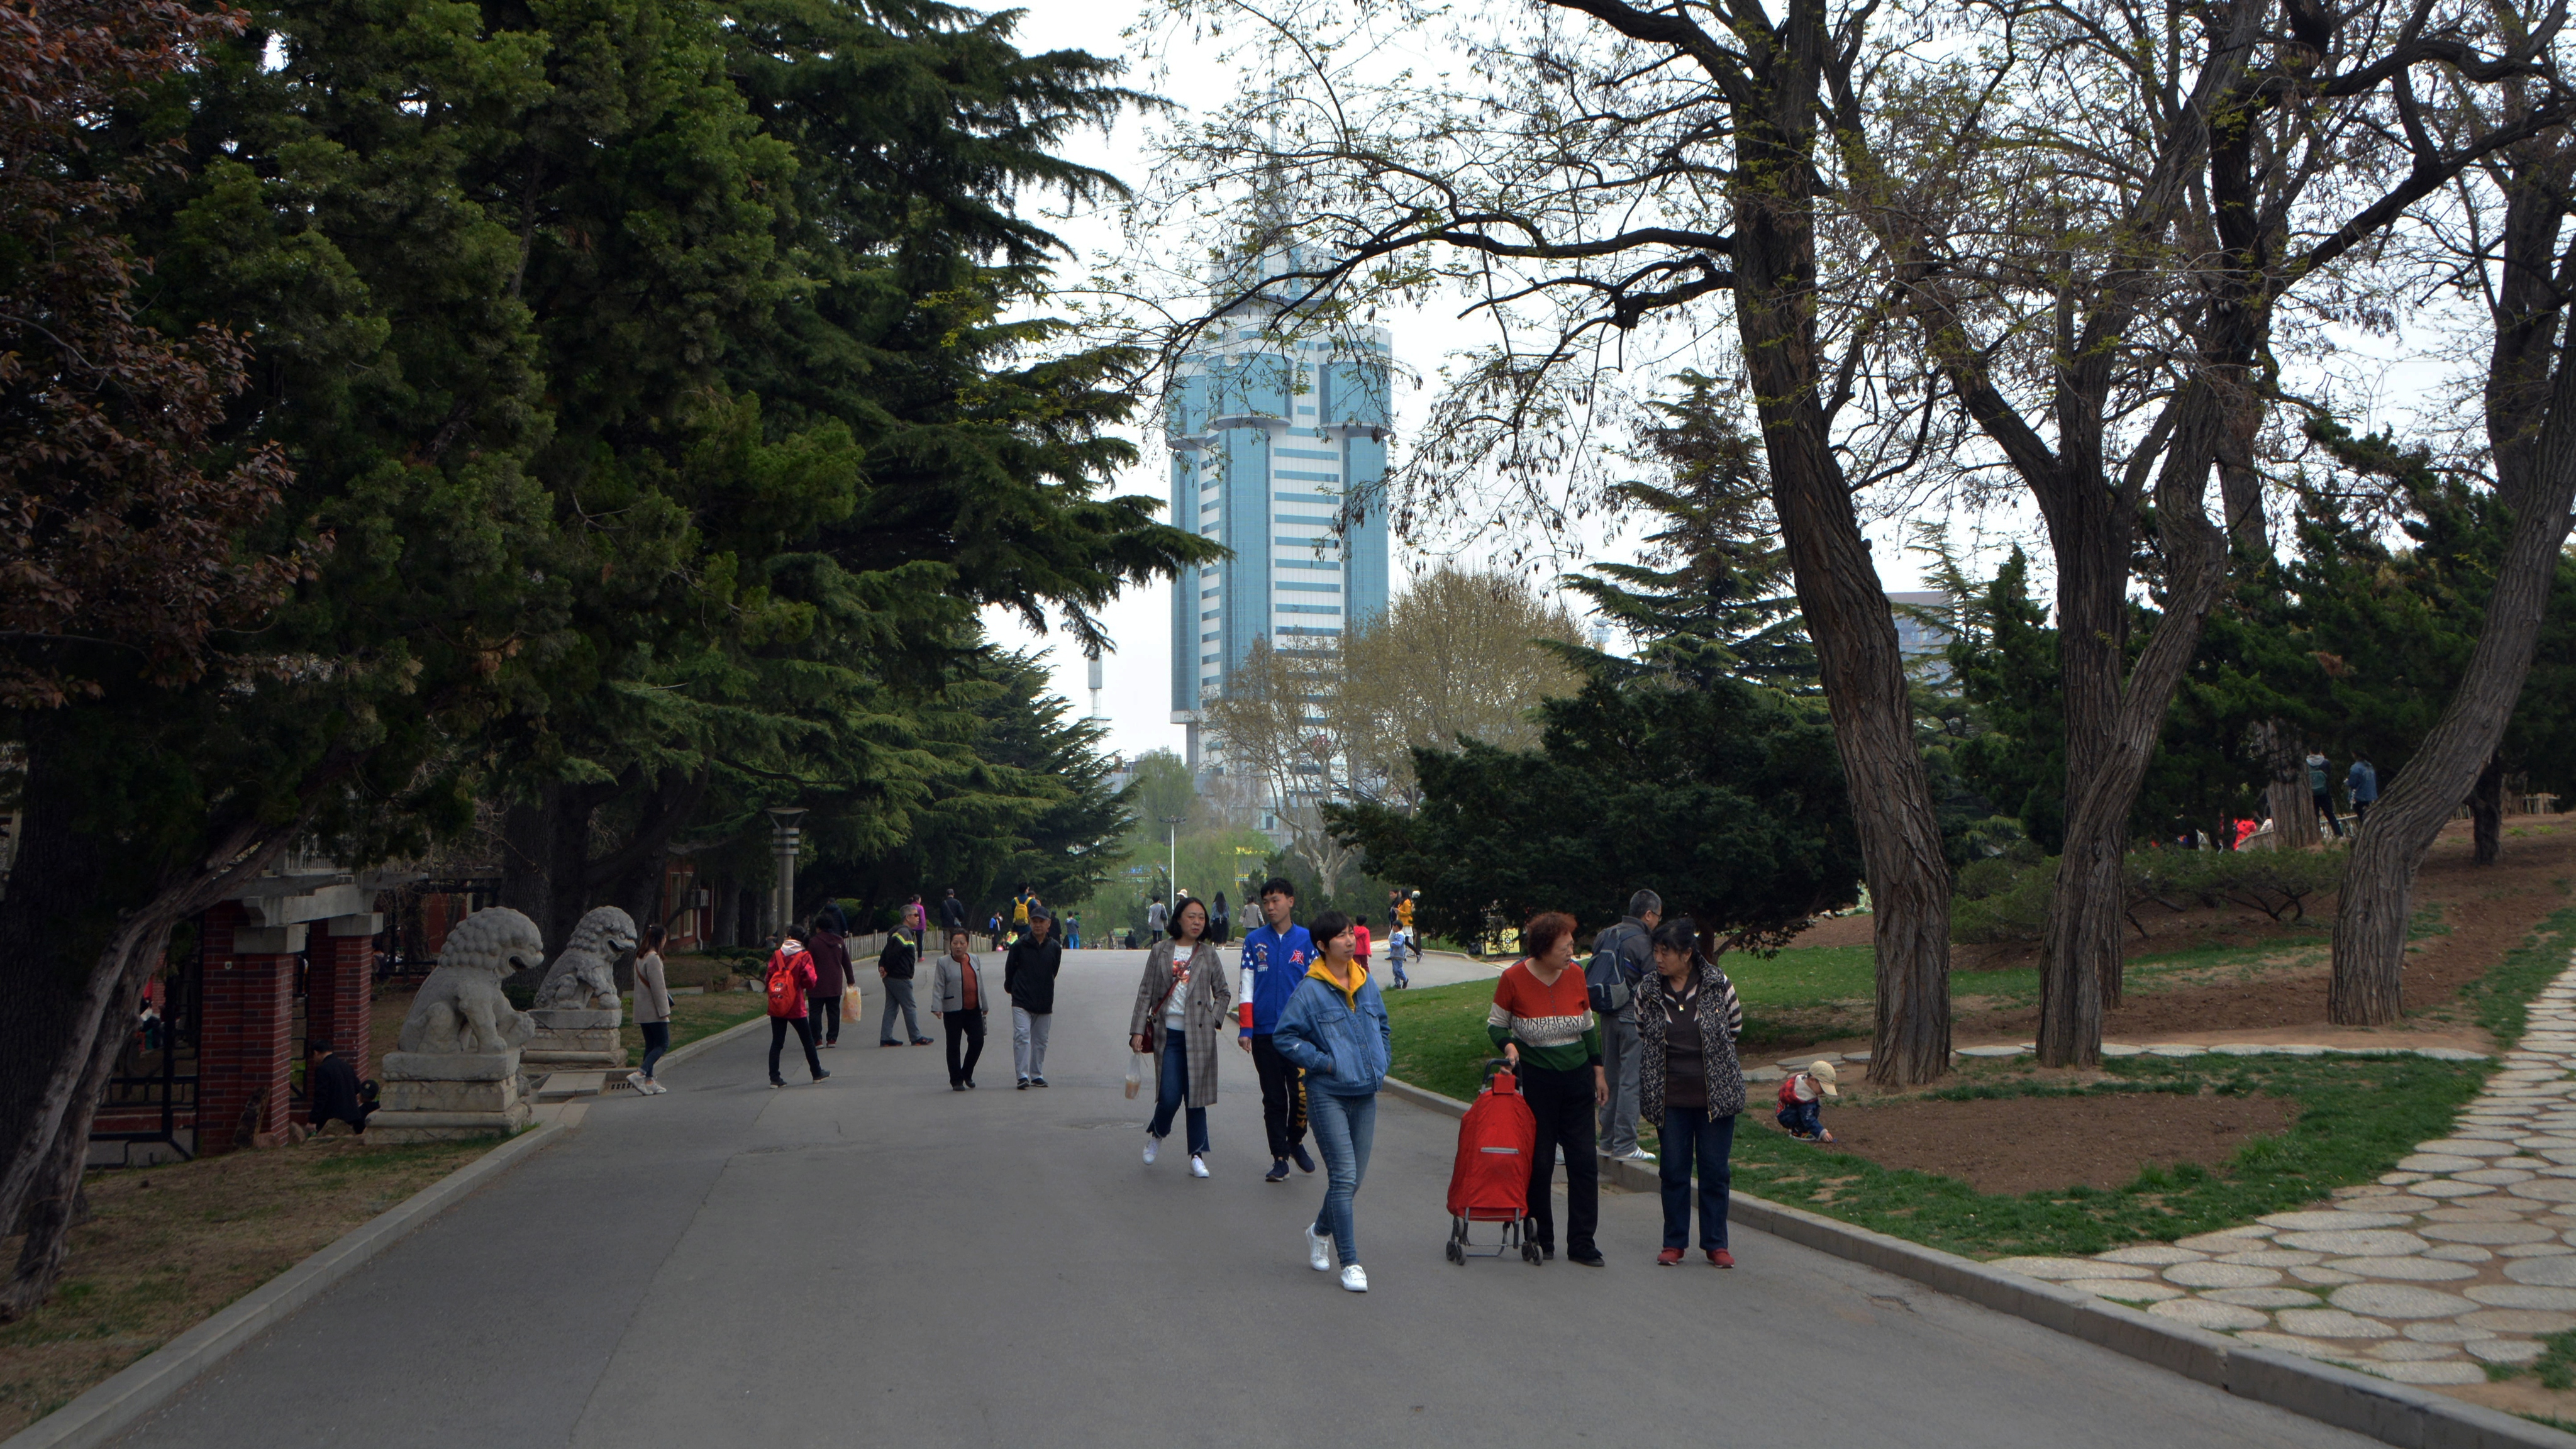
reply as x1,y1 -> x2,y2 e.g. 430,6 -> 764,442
1637,918 -> 1746,1267
931,930 -> 989,1089
1488,910 -> 1607,1267
1776,1059 -> 1838,1142
628,923 -> 673,1096
304,1045 -> 375,1138
1271,909 -> 1391,1293
1128,896 -> 1233,1178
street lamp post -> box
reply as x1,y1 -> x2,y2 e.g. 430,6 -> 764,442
1162,815 -> 1187,901
765,807 -> 808,937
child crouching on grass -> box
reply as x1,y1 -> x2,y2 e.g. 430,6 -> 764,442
1776,1058 -> 1838,1143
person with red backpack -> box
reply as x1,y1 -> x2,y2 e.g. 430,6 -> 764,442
765,934 -> 831,1089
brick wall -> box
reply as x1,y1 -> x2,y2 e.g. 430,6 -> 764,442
196,902 -> 292,1154
306,924 -> 373,1069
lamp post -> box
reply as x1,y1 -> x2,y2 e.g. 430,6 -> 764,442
1162,815 -> 1187,902
765,807 -> 808,937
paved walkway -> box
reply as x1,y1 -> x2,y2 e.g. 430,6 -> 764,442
1989,945 -> 2576,1385
109,949 -> 2372,1448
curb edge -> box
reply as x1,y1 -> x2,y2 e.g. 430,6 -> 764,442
1380,1074 -> 2576,1449
2,1119 -> 574,1449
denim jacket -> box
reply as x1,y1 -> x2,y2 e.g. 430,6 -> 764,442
1271,966 -> 1392,1097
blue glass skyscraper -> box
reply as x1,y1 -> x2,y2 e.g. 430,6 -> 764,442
1165,309 -> 1393,770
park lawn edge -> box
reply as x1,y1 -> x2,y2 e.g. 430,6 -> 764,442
1384,906 -> 2576,1262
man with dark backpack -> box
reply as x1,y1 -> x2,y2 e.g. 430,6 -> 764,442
1587,890 -> 1662,1163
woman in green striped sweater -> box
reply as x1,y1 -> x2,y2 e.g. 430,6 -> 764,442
1487,911 -> 1607,1267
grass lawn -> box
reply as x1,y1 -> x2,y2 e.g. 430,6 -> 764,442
1,1138 -> 491,1436
619,990 -> 768,1067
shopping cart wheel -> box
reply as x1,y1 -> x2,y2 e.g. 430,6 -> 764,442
1447,1239 -> 1465,1264
1521,1241 -> 1542,1265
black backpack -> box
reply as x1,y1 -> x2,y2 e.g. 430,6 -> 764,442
1585,921 -> 1643,1014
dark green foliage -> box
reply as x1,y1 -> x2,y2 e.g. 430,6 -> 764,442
1328,672 -> 1863,949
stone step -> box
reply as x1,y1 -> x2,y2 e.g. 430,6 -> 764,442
533,1070 -> 606,1101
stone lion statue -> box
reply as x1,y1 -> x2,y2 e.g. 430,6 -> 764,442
533,906 -> 635,1009
397,907 -> 545,1054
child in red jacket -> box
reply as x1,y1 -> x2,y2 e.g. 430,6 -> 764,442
1776,1059 -> 1837,1142
765,936 -> 831,1088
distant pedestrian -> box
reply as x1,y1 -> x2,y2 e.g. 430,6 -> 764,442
879,908 -> 932,1047
2307,752 -> 2345,838
1013,884 -> 1038,939
1587,890 -> 1662,1164
1775,1060 -> 1838,1142
1490,911 -> 1606,1267
1128,896 -> 1232,1177
807,908 -> 853,1047
765,935 -> 830,1088
1004,905 -> 1063,1087
1145,895 -> 1169,945
988,913 -> 1004,952
1387,924 -> 1410,989
1353,914 -> 1373,976
1638,918 -> 1745,1267
908,895 -> 926,958
1212,891 -> 1231,946
1272,909 -> 1391,1293
2348,757 -> 2379,824
941,886 -> 967,934
1397,891 -> 1416,936
628,923 -> 673,1096
1067,912 -> 1082,950
1235,876 -> 1318,1182
931,930 -> 988,1089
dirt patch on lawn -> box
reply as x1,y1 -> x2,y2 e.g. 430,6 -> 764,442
1796,1091 -> 2300,1195
0,1136 -> 487,1438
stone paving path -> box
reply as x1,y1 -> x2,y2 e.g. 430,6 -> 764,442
1982,950 -> 2576,1388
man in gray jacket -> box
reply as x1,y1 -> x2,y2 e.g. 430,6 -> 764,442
1587,890 -> 1662,1162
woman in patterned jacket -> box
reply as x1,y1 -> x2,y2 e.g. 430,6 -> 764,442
1636,917 -> 1746,1267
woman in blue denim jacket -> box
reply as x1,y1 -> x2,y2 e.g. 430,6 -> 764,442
1271,909 -> 1391,1292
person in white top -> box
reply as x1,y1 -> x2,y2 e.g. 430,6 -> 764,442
1126,897 -> 1231,1178
626,924 -> 672,1096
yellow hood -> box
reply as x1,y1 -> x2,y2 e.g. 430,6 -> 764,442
1306,957 -> 1362,1008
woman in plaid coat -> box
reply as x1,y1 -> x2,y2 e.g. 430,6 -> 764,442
1635,917 -> 1747,1267
1127,897 -> 1233,1176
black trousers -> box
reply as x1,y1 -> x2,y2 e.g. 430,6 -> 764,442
945,1009 -> 986,1084
769,1014 -> 824,1082
1252,1034 -> 1307,1159
1522,1062 -> 1600,1256
808,990 -> 840,1044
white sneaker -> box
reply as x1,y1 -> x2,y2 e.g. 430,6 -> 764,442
648,1080 -> 669,1095
626,1072 -> 649,1092
1306,1223 -> 1333,1272
1620,1148 -> 1657,1163
1190,1154 -> 1210,1178
1340,1263 -> 1369,1292
1143,1137 -> 1159,1165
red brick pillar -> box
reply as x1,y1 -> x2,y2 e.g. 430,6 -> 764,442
198,904 -> 301,1154
307,914 -> 379,1072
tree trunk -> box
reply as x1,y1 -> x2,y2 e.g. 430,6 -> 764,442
1723,3 -> 1952,1085
710,872 -> 738,948
2265,726 -> 2319,848
2472,753 -> 2506,865
2332,342 -> 2576,1021
499,796 -> 553,942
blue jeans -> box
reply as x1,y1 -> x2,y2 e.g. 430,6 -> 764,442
1777,1098 -> 1823,1137
638,1021 -> 670,1079
1660,1109 -> 1737,1250
1306,1088 -> 1377,1267
1148,1031 -> 1209,1155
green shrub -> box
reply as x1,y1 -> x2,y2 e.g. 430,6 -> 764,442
2129,848 -> 2345,923
1953,857 -> 2055,943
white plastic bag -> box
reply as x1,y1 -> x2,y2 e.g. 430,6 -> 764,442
1124,1047 -> 1143,1100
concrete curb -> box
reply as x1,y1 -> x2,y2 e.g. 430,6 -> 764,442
2,1120 -> 573,1449
1380,1074 -> 2576,1449
654,1009 -> 770,1072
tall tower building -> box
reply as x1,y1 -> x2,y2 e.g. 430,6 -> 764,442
1165,308 -> 1393,770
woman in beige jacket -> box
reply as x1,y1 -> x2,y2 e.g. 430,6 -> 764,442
1126,897 -> 1231,1177
627,923 -> 672,1096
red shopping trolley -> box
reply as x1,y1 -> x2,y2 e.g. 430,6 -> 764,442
1446,1059 -> 1541,1265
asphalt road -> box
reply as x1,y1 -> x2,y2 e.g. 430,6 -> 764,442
111,947 -> 2371,1449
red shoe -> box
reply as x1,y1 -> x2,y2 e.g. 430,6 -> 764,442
1708,1249 -> 1736,1269
1656,1248 -> 1685,1267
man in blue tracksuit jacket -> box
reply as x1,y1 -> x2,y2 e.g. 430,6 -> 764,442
1235,876 -> 1317,1182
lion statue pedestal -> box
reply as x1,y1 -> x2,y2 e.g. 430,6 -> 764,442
371,907 -> 547,1143
523,906 -> 635,1073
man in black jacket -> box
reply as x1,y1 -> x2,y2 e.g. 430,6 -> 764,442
940,887 -> 967,933
1003,906 -> 1063,1088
